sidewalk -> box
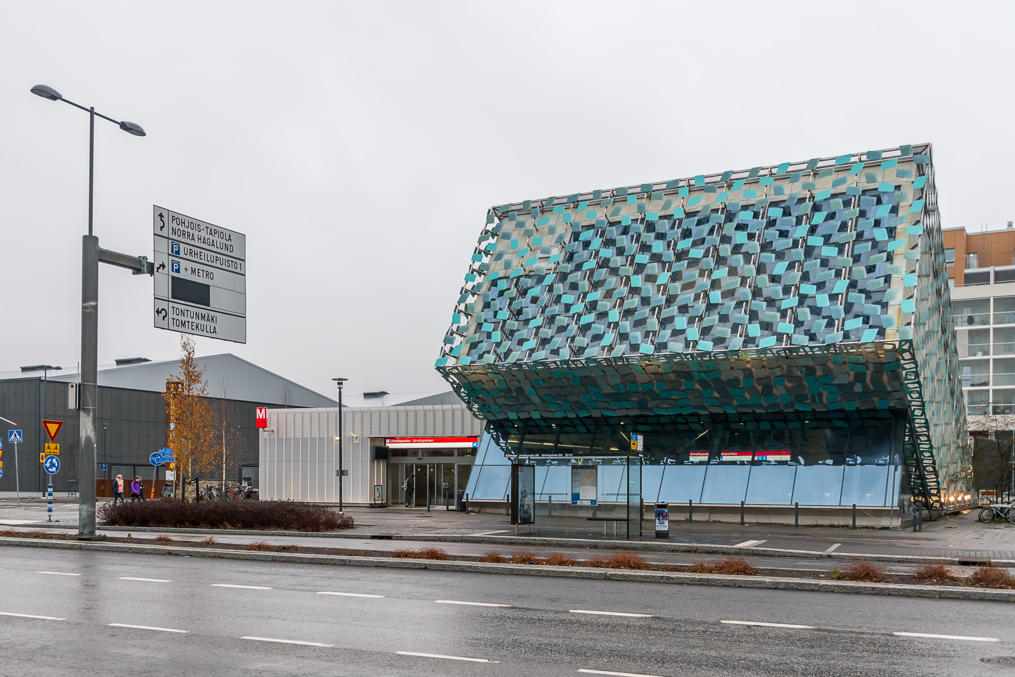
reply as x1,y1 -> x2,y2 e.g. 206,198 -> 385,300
3,497 -> 1014,563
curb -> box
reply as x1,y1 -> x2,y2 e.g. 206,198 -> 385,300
1,536 -> 1012,603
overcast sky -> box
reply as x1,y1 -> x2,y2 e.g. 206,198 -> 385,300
1,1 -> 1013,404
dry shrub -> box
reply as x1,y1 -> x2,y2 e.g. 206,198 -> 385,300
712,556 -> 757,575
97,500 -> 354,531
968,566 -> 1015,589
199,537 -> 217,545
245,541 -> 274,551
510,551 -> 541,565
836,562 -> 885,582
274,544 -> 299,552
607,552 -> 650,570
392,547 -> 451,560
392,549 -> 415,558
585,556 -> 612,568
688,561 -> 715,573
913,563 -> 957,583
1,530 -> 49,539
481,551 -> 507,563
152,535 -> 173,543
544,553 -> 577,566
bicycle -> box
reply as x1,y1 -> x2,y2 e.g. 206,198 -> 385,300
977,504 -> 1015,523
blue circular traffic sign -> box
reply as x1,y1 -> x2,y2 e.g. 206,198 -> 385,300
43,455 -> 60,475
149,451 -> 163,466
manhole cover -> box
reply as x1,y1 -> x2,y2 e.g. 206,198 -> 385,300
981,657 -> 1015,667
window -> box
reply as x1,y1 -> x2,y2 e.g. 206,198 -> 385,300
945,248 -> 955,266
966,252 -> 979,269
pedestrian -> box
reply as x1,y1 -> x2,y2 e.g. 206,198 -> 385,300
113,474 -> 125,505
130,476 -> 144,502
404,473 -> 415,508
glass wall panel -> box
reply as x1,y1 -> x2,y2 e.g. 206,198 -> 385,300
952,298 -> 990,327
470,464 -> 510,500
598,464 -> 627,502
641,465 -> 664,503
791,466 -> 844,505
996,296 -> 1015,325
627,458 -> 641,537
994,358 -> 1015,387
993,389 -> 1015,415
700,466 -> 750,503
959,328 -> 990,358
840,465 -> 891,506
536,465 -> 570,501
745,466 -> 796,504
967,390 -> 989,416
657,466 -> 706,503
995,328 -> 1015,357
960,359 -> 991,388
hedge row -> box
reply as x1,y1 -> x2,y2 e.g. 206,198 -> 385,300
97,500 -> 353,531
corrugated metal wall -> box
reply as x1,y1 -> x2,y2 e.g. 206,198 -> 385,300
260,404 -> 482,503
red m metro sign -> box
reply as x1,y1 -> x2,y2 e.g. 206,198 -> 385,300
255,407 -> 267,429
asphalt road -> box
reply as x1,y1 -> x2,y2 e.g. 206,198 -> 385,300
0,546 -> 1011,676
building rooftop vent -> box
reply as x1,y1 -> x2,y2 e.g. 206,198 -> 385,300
20,364 -> 61,373
363,391 -> 390,399
1008,221 -> 1013,230
114,357 -> 151,367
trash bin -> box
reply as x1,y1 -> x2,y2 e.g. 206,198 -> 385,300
655,503 -> 669,538
456,490 -> 467,512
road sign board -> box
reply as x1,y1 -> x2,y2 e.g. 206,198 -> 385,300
160,447 -> 174,462
153,205 -> 246,345
43,455 -> 60,475
149,451 -> 163,466
39,453 -> 44,463
42,420 -> 63,442
44,443 -> 59,456
0,468 -> 3,479
153,298 -> 246,343
8,430 -> 22,443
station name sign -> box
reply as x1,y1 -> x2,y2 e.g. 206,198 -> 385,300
385,436 -> 479,449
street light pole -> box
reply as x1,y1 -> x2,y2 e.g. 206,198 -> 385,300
333,377 -> 347,512
31,84 -> 148,539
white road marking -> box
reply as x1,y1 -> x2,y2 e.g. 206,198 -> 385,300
242,636 -> 333,648
317,591 -> 385,598
397,650 -> 496,663
733,539 -> 765,548
109,623 -> 186,634
721,620 -> 814,629
120,577 -> 171,583
0,612 -> 65,621
0,520 -> 40,525
822,543 -> 842,554
578,669 -> 665,677
36,571 -> 81,577
470,530 -> 509,536
211,583 -> 271,590
894,631 -> 998,643
570,609 -> 653,618
435,600 -> 511,608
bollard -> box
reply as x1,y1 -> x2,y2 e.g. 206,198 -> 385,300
794,501 -> 799,527
740,500 -> 745,525
688,499 -> 693,523
548,495 -> 552,518
47,483 -> 53,522
852,503 -> 857,529
464,493 -> 469,514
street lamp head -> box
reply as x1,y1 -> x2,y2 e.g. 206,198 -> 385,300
30,84 -> 62,101
332,377 -> 348,390
119,120 -> 146,137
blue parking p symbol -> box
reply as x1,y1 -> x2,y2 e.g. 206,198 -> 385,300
171,260 -> 180,274
170,241 -> 180,256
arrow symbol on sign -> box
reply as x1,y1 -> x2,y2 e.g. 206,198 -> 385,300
156,307 -> 168,320
158,212 -> 165,231
157,261 -> 166,272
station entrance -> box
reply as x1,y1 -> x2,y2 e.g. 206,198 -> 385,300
383,436 -> 478,508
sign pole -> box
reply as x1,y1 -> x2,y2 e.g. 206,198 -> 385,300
13,441 -> 19,506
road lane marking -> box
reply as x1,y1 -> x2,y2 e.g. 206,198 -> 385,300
36,571 -> 81,577
894,631 -> 998,643
578,669 -> 664,677
470,530 -> 509,536
317,591 -> 385,598
109,623 -> 186,634
211,584 -> 272,590
435,600 -> 511,608
822,543 -> 842,554
242,636 -> 333,647
397,651 -> 496,663
0,612 -> 65,621
570,610 -> 652,618
120,577 -> 171,583
733,539 -> 766,548
721,620 -> 814,629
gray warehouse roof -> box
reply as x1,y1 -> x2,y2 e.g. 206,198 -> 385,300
30,354 -> 335,407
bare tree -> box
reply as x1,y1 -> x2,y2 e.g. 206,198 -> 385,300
163,336 -> 217,501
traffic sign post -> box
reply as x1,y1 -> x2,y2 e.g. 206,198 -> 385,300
43,455 -> 59,522
153,206 -> 246,344
3,427 -> 20,505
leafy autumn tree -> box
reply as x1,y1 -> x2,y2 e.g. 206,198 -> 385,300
163,336 -> 217,500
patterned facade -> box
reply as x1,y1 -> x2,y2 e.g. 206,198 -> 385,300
439,144 -> 970,508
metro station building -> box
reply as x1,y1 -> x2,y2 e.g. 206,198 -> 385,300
439,143 -> 971,525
